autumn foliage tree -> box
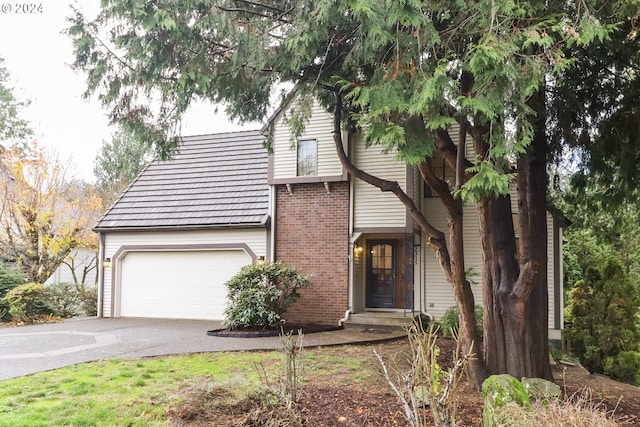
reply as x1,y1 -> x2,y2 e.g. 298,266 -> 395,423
0,142 -> 102,284
60,179 -> 104,285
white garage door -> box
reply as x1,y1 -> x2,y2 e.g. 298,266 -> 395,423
119,250 -> 251,320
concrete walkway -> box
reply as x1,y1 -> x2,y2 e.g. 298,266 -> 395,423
0,317 -> 406,381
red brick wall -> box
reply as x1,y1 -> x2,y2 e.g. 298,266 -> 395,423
275,182 -> 349,325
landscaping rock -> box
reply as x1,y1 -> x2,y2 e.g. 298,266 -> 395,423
521,377 -> 561,405
482,374 -> 531,427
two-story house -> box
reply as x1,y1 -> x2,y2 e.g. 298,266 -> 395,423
94,102 -> 564,340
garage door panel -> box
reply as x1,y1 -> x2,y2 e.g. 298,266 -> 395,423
119,250 -> 250,320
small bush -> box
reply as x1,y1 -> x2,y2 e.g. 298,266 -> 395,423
169,377 -> 302,426
376,324 -> 472,427
223,261 -> 311,330
3,282 -> 60,323
0,263 -> 27,321
604,351 -> 640,386
48,282 -> 98,318
79,285 -> 98,317
441,305 -> 483,338
48,282 -> 81,317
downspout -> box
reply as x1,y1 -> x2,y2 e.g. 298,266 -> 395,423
338,309 -> 351,327
97,232 -> 105,318
269,185 -> 276,261
418,181 -> 434,322
339,238 -> 352,326
339,129 -> 355,327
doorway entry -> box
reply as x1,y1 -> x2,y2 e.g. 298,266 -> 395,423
366,240 -> 406,308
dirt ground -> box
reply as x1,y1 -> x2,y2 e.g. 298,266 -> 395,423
171,337 -> 640,426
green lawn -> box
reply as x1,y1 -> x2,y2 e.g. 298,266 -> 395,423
0,352 -> 281,427
0,346 -> 376,427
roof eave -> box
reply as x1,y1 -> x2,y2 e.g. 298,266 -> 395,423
93,220 -> 269,234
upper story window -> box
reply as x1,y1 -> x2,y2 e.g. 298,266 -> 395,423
297,138 -> 317,176
424,155 -> 456,197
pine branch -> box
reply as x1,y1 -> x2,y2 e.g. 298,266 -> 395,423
216,5 -> 291,23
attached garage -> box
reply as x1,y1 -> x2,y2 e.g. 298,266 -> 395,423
95,131 -> 270,320
118,250 -> 251,320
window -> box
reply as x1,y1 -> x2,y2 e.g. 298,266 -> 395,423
424,155 -> 456,197
297,139 -> 317,176
371,243 -> 393,272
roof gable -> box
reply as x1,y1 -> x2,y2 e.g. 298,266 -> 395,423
94,130 -> 269,231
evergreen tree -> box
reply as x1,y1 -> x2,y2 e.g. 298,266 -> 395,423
66,0 -> 639,385
94,128 -> 154,205
568,260 -> 640,380
0,56 -> 32,148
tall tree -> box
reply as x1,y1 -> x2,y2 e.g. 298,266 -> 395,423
61,180 -> 104,285
548,1 -> 640,201
94,128 -> 153,205
0,142 -> 102,283
0,56 -> 32,148
66,0 -> 634,385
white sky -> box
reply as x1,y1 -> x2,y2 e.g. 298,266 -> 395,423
0,1 -> 249,183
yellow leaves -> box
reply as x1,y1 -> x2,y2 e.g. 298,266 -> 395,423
0,140 -> 105,282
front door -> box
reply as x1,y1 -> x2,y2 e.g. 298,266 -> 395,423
366,240 -> 397,308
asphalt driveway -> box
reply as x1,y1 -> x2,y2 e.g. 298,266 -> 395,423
0,317 -> 404,380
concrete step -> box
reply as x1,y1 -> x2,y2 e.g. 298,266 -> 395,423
344,312 -> 415,330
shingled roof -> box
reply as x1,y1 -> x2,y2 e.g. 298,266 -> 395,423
94,130 -> 269,231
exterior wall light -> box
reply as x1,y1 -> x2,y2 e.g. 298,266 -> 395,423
103,257 -> 112,268
354,244 -> 363,254
256,256 -> 266,264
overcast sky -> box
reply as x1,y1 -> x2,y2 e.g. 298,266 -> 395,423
0,1 -> 247,183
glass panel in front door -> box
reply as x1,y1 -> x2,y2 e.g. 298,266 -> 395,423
366,241 -> 396,308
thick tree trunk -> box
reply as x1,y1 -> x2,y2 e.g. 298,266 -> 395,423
477,89 -> 552,380
478,192 -> 551,379
478,195 -> 523,376
516,89 -> 552,380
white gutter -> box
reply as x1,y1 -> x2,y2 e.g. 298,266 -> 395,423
269,185 -> 276,261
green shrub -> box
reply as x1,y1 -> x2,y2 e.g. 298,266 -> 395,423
79,285 -> 98,316
604,351 -> 640,386
440,304 -> 483,338
48,282 -> 98,318
2,282 -> 60,323
48,282 -> 81,317
0,263 -> 27,321
223,261 -> 311,330
567,259 -> 640,381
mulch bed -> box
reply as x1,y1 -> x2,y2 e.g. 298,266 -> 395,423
207,323 -> 342,338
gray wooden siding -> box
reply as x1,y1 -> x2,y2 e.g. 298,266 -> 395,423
353,134 -> 407,228
271,101 -> 344,180
421,201 -> 482,319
